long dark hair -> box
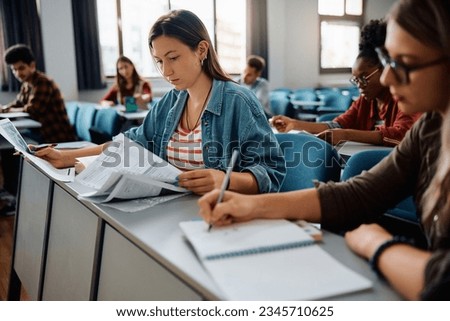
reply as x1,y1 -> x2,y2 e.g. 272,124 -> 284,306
115,56 -> 141,95
148,9 -> 232,82
388,0 -> 450,57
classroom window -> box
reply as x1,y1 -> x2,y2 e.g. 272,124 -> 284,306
318,0 -> 364,74
96,0 -> 246,78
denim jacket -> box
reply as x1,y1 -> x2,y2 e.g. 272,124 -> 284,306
125,79 -> 286,193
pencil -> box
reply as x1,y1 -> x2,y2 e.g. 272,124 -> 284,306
208,149 -> 239,232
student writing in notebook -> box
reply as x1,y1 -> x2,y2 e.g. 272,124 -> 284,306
272,19 -> 421,146
34,10 -> 286,195
199,0 -> 450,300
100,55 -> 153,109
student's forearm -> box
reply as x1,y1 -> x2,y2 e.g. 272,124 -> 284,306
378,245 -> 430,300
228,172 -> 259,194
293,120 -> 329,133
342,129 -> 383,145
253,189 -> 322,223
62,144 -> 105,167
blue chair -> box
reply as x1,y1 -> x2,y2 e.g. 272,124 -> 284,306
272,87 -> 292,95
289,89 -> 319,121
74,103 -> 97,141
317,91 -> 353,115
65,101 -> 79,126
275,133 -> 341,192
269,93 -> 296,118
89,108 -> 123,144
341,149 -> 418,223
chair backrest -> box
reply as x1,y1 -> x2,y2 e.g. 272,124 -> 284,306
272,87 -> 292,95
89,108 -> 123,144
317,91 -> 353,114
275,133 -> 341,192
290,89 -> 318,102
269,93 -> 295,117
75,103 -> 98,141
341,149 -> 418,223
65,101 -> 79,126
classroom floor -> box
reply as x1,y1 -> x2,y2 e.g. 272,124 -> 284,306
0,214 -> 29,301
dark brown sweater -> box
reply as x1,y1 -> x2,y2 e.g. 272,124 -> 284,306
318,112 -> 449,299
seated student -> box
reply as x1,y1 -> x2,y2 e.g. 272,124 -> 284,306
199,0 -> 450,300
0,44 -> 76,215
35,10 -> 286,195
272,19 -> 422,147
236,55 -> 271,118
1,44 -> 76,143
100,56 -> 152,109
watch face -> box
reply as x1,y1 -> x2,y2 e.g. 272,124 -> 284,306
124,96 -> 138,112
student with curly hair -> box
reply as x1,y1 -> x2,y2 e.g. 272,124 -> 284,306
272,19 -> 421,146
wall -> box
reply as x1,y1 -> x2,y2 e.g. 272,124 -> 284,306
267,0 -> 396,90
0,0 -> 397,105
40,0 -> 78,101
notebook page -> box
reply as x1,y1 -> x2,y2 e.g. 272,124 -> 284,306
204,244 -> 372,300
179,219 -> 314,260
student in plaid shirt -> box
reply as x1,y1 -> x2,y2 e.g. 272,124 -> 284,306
0,44 -> 76,215
1,44 -> 76,143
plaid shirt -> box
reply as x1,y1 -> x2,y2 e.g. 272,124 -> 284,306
10,71 -> 76,143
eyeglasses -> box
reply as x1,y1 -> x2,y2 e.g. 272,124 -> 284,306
375,47 -> 449,84
349,68 -> 379,87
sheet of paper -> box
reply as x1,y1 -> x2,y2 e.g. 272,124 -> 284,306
0,112 -> 30,118
180,219 -> 314,260
180,218 -> 372,300
203,245 -> 372,300
0,119 -> 75,182
75,133 -> 187,201
101,193 -> 189,212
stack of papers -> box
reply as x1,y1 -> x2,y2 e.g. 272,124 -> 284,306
76,133 -> 188,203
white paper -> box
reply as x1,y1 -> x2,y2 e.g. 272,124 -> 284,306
0,119 -> 75,182
101,193 -> 189,212
180,219 -> 372,300
180,219 -> 314,260
76,133 -> 187,202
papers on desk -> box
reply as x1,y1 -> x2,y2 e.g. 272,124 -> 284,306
336,141 -> 393,158
180,219 -> 372,300
0,111 -> 30,118
0,119 -> 75,182
76,133 -> 188,203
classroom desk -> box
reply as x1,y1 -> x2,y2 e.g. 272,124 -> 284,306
336,141 -> 393,160
8,158 -> 401,301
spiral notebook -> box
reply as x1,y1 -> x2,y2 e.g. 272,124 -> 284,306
180,219 -> 372,300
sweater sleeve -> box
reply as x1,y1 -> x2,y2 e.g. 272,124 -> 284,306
317,115 -> 424,231
376,111 -> 422,147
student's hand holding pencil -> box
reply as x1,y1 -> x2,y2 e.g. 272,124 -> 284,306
32,145 -> 70,169
198,189 -> 259,227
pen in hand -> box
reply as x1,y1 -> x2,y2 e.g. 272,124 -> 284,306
208,149 -> 239,232
29,143 -> 58,154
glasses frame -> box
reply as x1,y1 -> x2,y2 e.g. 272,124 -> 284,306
375,47 -> 450,84
349,67 -> 379,87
